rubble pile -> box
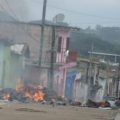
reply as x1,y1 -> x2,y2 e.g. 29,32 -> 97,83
86,99 -> 111,108
70,102 -> 82,107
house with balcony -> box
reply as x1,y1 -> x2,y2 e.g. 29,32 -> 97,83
53,28 -> 78,98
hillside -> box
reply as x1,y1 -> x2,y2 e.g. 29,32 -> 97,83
70,31 -> 120,57
95,26 -> 120,45
83,26 -> 120,45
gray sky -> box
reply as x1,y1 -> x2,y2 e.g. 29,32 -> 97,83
26,0 -> 120,28
0,0 -> 29,21
1,0 -> 120,28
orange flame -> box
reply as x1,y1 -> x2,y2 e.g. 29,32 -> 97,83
33,91 -> 44,102
24,89 -> 44,102
16,80 -> 45,102
3,93 -> 11,100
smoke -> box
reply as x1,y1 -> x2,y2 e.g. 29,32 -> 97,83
0,0 -> 30,21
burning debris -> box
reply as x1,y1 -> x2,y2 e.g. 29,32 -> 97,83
3,93 -> 11,101
0,84 -> 45,103
21,85 -> 45,102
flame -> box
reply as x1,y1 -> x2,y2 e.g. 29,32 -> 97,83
33,91 -> 44,102
16,81 -> 45,102
3,93 -> 11,100
24,92 -> 33,99
24,89 -> 44,102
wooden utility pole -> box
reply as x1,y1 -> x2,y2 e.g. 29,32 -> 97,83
49,26 -> 56,89
39,0 -> 47,66
116,63 -> 120,98
87,41 -> 94,99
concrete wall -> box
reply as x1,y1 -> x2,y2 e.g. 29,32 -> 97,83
23,65 -> 48,88
73,80 -> 88,103
0,22 -> 52,66
0,43 -> 4,89
53,69 -> 66,97
0,42 -> 24,89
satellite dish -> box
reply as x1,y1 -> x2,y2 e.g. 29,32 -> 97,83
53,14 -> 65,23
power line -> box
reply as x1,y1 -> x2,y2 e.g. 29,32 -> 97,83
1,1 -> 120,27
0,0 -> 16,20
0,0 -> 40,43
3,0 -> 120,25
1,0 -> 120,26
33,0 -> 120,21
4,0 -> 20,21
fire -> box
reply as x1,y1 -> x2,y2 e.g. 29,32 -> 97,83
16,82 -> 45,102
33,91 -> 44,102
24,89 -> 45,102
3,93 -> 11,100
24,92 -> 33,99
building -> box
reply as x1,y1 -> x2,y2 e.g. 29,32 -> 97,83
53,28 -> 78,97
0,38 -> 28,89
0,17 -> 79,91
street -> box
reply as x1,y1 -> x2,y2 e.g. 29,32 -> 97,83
0,103 -> 116,120
115,113 -> 120,120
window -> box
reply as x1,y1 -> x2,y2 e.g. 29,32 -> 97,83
57,37 -> 62,52
66,37 -> 70,51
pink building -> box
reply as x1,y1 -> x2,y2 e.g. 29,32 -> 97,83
53,28 -> 78,97
56,28 -> 70,64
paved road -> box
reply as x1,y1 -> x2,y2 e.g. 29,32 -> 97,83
0,103 -> 115,120
115,114 -> 120,120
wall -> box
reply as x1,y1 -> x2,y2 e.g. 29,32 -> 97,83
65,70 -> 76,100
73,80 -> 88,103
9,53 -> 23,88
23,65 -> 48,88
0,42 -> 24,89
94,78 -> 107,102
0,22 -> 52,66
0,43 -> 12,88
53,69 -> 66,97
0,43 -> 4,89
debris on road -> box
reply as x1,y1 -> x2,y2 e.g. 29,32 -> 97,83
16,108 -> 47,113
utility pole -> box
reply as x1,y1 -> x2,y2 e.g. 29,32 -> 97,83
116,63 -> 120,98
39,0 -> 47,67
87,41 -> 94,99
49,26 -> 56,90
89,41 -> 94,84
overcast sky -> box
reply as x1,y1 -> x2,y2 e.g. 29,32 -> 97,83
1,0 -> 120,28
26,0 -> 120,28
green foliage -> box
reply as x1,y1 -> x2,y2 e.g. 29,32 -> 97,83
70,31 -> 120,57
95,26 -> 120,45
